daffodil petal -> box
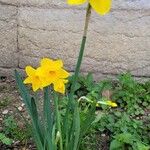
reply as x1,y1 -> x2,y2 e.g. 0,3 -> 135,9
63,79 -> 68,84
32,83 -> 40,92
25,66 -> 36,76
53,80 -> 65,94
36,67 -> 46,77
67,0 -> 86,5
40,58 -> 63,70
53,60 -> 63,69
40,58 -> 53,67
23,77 -> 32,84
89,0 -> 112,15
57,69 -> 70,78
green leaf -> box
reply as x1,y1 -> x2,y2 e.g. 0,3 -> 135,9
73,104 -> 80,150
15,70 -> 43,150
80,104 -> 96,139
30,98 -> 44,149
54,93 -> 63,150
136,142 -> 150,150
142,102 -> 148,107
110,139 -> 123,150
115,133 -> 133,144
43,87 -> 53,150
0,133 -> 13,145
14,70 -> 32,113
92,111 -> 104,124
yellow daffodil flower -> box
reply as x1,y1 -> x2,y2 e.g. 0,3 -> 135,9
24,58 -> 70,94
23,66 -> 43,92
67,0 -> 112,15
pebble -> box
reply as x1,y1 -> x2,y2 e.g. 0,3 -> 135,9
10,110 -> 13,114
21,103 -> 25,107
14,141 -> 20,145
2,109 -> 9,115
19,96 -> 23,101
101,134 -> 106,137
0,118 -> 3,121
18,106 -> 23,111
26,115 -> 30,119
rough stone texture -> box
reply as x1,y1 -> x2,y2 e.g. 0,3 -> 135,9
0,0 -> 18,6
18,7 -> 150,77
0,4 -> 18,68
0,0 -> 150,80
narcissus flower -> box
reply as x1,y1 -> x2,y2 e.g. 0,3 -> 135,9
24,58 -> 70,94
67,0 -> 112,15
23,66 -> 43,92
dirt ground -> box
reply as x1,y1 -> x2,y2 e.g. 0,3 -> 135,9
0,77 -> 36,150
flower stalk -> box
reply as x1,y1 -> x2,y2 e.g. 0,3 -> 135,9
69,4 -> 91,101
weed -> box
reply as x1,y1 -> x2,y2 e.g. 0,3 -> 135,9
68,73 -> 150,149
2,115 -> 31,142
0,133 -> 13,145
0,97 -> 10,109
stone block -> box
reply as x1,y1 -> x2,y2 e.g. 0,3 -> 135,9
0,4 -> 18,68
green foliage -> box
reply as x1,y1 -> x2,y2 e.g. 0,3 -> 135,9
71,73 -> 150,149
67,73 -> 102,99
112,73 -> 150,116
0,133 -> 13,145
97,74 -> 150,149
3,115 -> 31,141
110,133 -> 150,150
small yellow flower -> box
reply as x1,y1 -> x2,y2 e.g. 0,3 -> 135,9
23,66 -> 43,92
67,0 -> 112,15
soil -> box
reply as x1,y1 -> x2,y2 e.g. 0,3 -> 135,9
0,78 -> 36,150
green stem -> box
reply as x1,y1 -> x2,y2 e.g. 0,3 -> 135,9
64,4 -> 91,149
69,4 -> 91,101
54,93 -> 63,150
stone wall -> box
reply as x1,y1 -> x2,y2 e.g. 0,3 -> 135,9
0,0 -> 150,80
